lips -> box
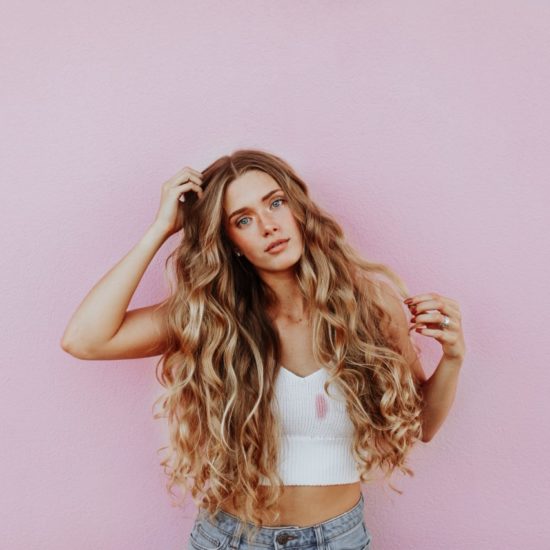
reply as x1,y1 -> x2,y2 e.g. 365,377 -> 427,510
265,238 -> 290,252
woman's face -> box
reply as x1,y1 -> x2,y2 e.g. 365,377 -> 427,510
223,170 -> 303,273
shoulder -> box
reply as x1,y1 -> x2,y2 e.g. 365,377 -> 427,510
355,273 -> 403,316
376,279 -> 406,316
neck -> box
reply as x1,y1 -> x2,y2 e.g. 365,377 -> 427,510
261,271 -> 306,320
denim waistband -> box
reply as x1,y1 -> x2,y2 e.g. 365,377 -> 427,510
199,492 -> 365,547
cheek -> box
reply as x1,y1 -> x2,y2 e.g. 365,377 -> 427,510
285,210 -> 301,232
232,232 -> 257,254
290,218 -> 303,245
226,228 -> 246,251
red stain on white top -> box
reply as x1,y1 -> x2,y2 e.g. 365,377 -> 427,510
315,393 -> 328,419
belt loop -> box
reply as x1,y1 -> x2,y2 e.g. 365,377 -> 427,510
313,524 -> 326,548
228,532 -> 239,549
228,521 -> 242,549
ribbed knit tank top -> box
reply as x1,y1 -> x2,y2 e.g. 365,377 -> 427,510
259,365 -> 361,486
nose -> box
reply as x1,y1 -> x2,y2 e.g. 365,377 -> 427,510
259,213 -> 280,234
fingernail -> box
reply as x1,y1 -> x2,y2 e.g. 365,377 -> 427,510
404,298 -> 413,304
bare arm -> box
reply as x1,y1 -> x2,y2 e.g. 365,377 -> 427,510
60,223 -> 171,358
377,280 -> 466,442
60,165 -> 204,360
418,355 -> 462,442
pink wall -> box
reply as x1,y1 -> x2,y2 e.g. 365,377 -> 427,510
2,1 -> 549,548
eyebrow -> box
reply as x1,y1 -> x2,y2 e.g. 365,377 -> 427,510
227,188 -> 283,222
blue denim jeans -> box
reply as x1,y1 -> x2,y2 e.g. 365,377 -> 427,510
188,492 -> 372,550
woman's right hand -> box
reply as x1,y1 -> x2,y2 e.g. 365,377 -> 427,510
153,166 -> 204,237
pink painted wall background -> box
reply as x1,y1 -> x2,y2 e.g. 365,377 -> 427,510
2,1 -> 549,548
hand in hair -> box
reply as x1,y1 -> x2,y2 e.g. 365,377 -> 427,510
153,165 -> 204,237
405,292 -> 465,363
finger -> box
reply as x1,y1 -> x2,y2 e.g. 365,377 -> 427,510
405,293 -> 458,307
405,292 -> 460,306
166,169 -> 203,188
183,167 -> 203,178
181,167 -> 204,184
176,182 -> 204,202
411,310 -> 459,329
404,293 -> 440,305
175,178 -> 203,190
414,320 -> 458,335
414,326 -> 455,343
179,173 -> 203,187
407,298 -> 459,318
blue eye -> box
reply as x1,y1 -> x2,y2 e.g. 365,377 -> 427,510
235,198 -> 285,228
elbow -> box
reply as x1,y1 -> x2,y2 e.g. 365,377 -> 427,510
421,425 -> 437,443
60,337 -> 92,360
420,424 -> 433,443
60,336 -> 72,354
60,329 -> 75,353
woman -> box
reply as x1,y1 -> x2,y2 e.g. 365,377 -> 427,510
61,149 -> 465,549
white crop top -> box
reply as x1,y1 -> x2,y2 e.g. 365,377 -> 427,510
259,365 -> 361,486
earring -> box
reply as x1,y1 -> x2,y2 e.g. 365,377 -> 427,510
234,249 -> 242,257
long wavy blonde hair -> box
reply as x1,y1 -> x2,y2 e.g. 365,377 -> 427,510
152,148 -> 424,543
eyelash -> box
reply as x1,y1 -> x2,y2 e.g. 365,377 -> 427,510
235,198 -> 286,228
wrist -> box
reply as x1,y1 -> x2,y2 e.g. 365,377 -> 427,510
141,223 -> 172,249
148,222 -> 172,240
442,354 -> 464,368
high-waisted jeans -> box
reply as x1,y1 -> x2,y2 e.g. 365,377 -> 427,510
187,492 -> 373,550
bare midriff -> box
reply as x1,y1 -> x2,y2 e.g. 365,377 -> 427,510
219,482 -> 362,527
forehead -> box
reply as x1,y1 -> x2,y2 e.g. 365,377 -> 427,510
223,170 -> 281,212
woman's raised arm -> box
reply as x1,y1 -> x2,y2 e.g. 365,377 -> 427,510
60,166 -> 204,360
60,224 -> 171,360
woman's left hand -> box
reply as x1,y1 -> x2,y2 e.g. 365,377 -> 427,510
404,292 -> 466,363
